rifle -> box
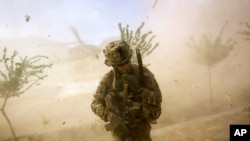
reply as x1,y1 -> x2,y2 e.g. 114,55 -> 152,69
136,48 -> 157,124
136,48 -> 144,88
105,49 -> 145,131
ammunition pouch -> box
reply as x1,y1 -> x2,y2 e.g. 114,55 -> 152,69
121,101 -> 143,124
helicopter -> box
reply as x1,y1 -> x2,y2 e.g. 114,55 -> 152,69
66,26 -> 101,60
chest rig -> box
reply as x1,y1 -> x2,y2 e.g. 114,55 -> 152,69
105,66 -> 142,124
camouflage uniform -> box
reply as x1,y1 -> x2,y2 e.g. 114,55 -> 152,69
91,40 -> 162,141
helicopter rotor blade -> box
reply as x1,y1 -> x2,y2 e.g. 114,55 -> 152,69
70,26 -> 85,46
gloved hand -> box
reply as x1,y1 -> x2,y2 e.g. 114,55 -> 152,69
120,73 -> 140,93
111,114 -> 123,128
111,114 -> 130,137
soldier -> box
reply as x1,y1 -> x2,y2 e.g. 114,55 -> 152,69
91,40 -> 162,141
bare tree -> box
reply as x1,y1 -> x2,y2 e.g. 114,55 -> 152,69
238,22 -> 250,41
186,25 -> 235,103
118,22 -> 159,65
0,47 -> 52,141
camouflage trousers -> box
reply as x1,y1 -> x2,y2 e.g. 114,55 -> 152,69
111,120 -> 152,141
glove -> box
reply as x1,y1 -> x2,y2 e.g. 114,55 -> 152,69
110,95 -> 123,110
111,114 -> 122,128
120,73 -> 140,93
111,114 -> 130,137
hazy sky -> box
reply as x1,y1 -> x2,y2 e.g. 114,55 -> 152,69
0,0 -> 152,45
0,0 -> 250,46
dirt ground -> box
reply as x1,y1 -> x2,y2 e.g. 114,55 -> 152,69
0,37 -> 250,141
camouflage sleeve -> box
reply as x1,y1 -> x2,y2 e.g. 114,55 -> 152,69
141,67 -> 162,105
140,67 -> 162,121
91,71 -> 113,122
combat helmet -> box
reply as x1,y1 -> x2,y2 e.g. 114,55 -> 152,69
103,40 -> 132,66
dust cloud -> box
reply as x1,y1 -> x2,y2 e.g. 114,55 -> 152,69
144,0 -> 250,128
1,0 -> 250,141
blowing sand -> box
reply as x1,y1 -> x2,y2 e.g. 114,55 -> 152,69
0,30 -> 250,140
